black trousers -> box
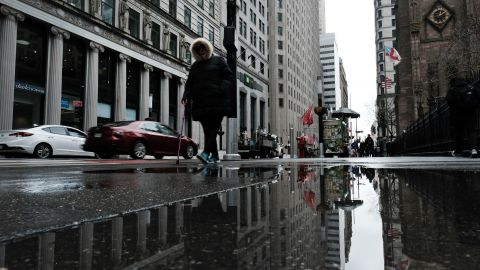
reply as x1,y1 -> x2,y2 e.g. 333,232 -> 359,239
200,115 -> 224,158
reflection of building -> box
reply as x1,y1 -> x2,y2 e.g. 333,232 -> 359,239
269,166 -> 325,269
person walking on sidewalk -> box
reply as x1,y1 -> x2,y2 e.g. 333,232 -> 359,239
182,38 -> 234,164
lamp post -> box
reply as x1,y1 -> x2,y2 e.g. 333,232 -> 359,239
223,0 -> 240,160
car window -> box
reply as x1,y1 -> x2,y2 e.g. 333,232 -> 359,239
141,122 -> 159,132
42,127 -> 51,133
49,127 -> 68,135
159,125 -> 177,136
67,128 -> 86,138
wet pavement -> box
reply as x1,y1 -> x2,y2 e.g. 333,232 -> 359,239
1,160 -> 480,269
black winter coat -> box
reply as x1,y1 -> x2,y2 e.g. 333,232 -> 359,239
183,56 -> 234,121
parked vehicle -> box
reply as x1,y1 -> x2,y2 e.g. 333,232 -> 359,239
83,121 -> 198,159
238,130 -> 284,159
0,125 -> 95,158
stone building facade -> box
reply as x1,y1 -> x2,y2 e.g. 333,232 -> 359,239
395,0 -> 480,132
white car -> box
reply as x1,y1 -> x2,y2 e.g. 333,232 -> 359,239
0,125 -> 95,158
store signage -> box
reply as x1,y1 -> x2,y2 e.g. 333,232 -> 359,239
73,100 -> 83,108
15,81 -> 45,94
244,74 -> 254,88
61,98 -> 70,109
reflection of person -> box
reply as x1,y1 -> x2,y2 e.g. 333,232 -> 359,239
182,38 -> 234,164
446,77 -> 478,157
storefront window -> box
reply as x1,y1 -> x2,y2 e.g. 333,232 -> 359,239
101,0 -> 114,24
98,49 -> 116,125
62,36 -> 86,130
169,77 -> 178,129
149,69 -> 161,121
14,19 -> 47,129
126,61 -> 141,120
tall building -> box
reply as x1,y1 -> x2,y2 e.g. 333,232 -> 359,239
395,0 -> 480,132
268,0 -> 322,147
320,33 -> 344,111
0,0 -> 222,144
220,0 -> 269,138
339,58 -> 348,108
318,0 -> 326,34
374,0 -> 398,142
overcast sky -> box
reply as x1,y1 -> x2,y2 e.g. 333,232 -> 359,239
325,0 -> 377,138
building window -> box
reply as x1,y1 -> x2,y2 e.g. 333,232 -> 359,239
278,69 -> 283,79
379,52 -> 384,61
197,0 -> 204,8
169,0 -> 177,18
277,0 -> 282,9
242,1 -> 246,14
184,7 -> 191,28
209,0 -> 215,17
65,0 -> 83,9
278,26 -> 283,36
260,62 -> 264,74
392,18 -> 396,26
278,40 -> 283,50
378,41 -> 383,49
197,17 -> 203,36
380,63 -> 384,71
278,55 -> 283,64
378,20 -> 382,28
392,29 -> 396,37
169,33 -> 178,57
151,0 -> 160,7
239,18 -> 244,37
208,27 -> 214,44
129,9 -> 140,38
185,47 -> 192,64
240,46 -> 246,61
250,55 -> 256,69
378,31 -> 383,39
101,0 -> 114,24
277,12 -> 283,22
243,21 -> 247,38
279,84 -> 283,93
152,22 -> 161,49
377,10 -> 382,17
279,98 -> 284,108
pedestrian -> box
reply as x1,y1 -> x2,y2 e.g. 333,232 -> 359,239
181,38 -> 234,164
350,140 -> 358,157
364,134 -> 374,157
446,76 -> 479,157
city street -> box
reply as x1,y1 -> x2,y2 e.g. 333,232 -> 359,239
1,156 -> 480,269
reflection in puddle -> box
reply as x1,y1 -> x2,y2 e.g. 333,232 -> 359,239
1,166 -> 480,269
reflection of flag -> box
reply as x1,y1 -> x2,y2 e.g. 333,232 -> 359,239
385,46 -> 401,66
303,105 -> 314,126
381,77 -> 393,89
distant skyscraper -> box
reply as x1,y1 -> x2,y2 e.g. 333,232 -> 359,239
320,33 -> 344,111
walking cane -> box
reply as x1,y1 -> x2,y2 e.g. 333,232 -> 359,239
176,105 -> 187,165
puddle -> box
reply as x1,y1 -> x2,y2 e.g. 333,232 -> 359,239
1,165 -> 480,269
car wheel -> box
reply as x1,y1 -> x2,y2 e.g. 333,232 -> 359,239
96,152 -> 113,159
183,144 -> 195,159
34,143 -> 52,159
130,141 -> 146,159
154,155 -> 164,159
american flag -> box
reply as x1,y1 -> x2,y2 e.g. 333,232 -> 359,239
381,77 -> 393,89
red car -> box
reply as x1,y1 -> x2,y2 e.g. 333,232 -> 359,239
83,121 -> 198,159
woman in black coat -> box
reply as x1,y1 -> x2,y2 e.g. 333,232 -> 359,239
182,38 -> 234,163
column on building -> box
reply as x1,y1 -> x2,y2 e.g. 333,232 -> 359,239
0,6 -> 24,130
140,64 -> 153,120
45,26 -> 70,125
254,93 -> 260,131
177,78 -> 186,131
160,72 -> 171,124
115,53 -> 130,121
84,42 -> 104,130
